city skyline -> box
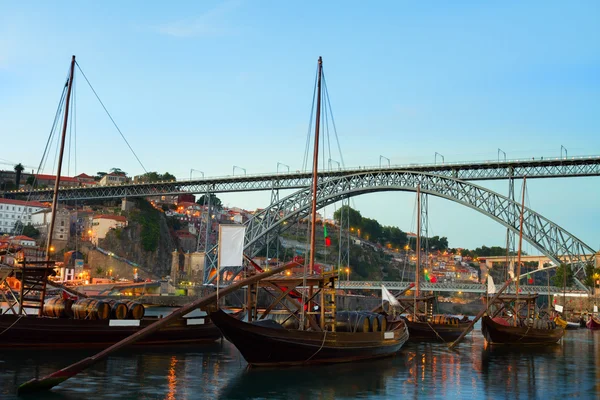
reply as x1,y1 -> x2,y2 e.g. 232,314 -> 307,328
1,1 -> 598,251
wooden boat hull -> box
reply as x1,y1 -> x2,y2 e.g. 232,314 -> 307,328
554,316 -> 579,330
210,309 -> 409,367
586,316 -> 600,330
403,319 -> 472,342
481,316 -> 564,345
0,314 -> 222,347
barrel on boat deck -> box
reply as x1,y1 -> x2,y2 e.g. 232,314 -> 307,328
266,313 -> 300,329
365,313 -> 380,332
335,311 -> 370,333
124,300 -> 145,320
43,296 -> 74,318
377,314 -> 387,332
108,300 -> 128,319
72,298 -> 111,320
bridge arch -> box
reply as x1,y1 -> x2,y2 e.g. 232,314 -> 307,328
207,171 -> 596,287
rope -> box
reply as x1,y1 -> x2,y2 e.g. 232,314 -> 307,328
75,62 -> 148,173
0,314 -> 24,336
304,327 -> 328,363
426,320 -> 447,343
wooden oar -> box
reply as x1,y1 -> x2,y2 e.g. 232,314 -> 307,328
17,262 -> 295,395
447,278 -> 513,350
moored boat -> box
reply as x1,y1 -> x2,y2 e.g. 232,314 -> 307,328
481,315 -> 564,345
402,313 -> 472,342
211,308 -> 408,367
554,315 -> 579,330
586,315 -> 600,330
209,57 -> 410,367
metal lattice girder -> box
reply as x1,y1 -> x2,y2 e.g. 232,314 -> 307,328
204,171 -> 596,285
10,156 -> 600,202
335,281 -> 587,295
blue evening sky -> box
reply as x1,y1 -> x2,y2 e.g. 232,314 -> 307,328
1,1 -> 598,251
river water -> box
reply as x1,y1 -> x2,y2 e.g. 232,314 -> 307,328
1,326 -> 598,400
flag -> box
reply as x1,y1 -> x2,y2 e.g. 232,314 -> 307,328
324,224 -> 331,247
487,275 -> 496,294
218,225 -> 246,267
381,285 -> 401,307
527,273 -> 533,284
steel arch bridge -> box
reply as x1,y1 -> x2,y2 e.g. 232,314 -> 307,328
206,171 -> 596,288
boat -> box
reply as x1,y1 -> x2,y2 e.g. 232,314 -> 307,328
209,57 -> 409,367
480,177 -> 564,345
394,187 -> 472,342
0,55 -> 224,347
554,315 -> 579,330
586,315 -> 600,330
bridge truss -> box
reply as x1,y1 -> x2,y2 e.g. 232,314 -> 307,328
204,171 -> 596,288
11,156 -> 600,202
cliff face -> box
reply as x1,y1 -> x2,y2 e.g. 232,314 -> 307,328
99,211 -> 176,278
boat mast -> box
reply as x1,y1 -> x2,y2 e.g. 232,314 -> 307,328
515,176 -> 527,308
308,56 -> 323,276
415,185 -> 421,299
39,55 -> 76,316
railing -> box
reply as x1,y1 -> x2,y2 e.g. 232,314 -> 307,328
335,281 -> 588,295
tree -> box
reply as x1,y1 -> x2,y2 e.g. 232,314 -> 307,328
22,223 -> 40,238
110,167 -> 127,176
14,163 -> 25,188
333,205 -> 362,228
583,263 -> 600,290
95,172 -> 107,181
196,194 -> 223,210
26,175 -> 37,187
551,264 -> 574,287
137,171 -> 177,183
96,267 -> 104,276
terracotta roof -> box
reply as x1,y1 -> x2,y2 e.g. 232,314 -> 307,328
35,174 -> 79,182
10,235 -> 35,241
93,214 -> 127,222
0,198 -> 48,208
75,173 -> 94,179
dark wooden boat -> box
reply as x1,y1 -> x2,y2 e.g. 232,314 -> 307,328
481,316 -> 564,345
210,309 -> 409,367
0,312 -> 226,348
586,315 -> 600,330
209,57 -> 410,367
403,316 -> 472,342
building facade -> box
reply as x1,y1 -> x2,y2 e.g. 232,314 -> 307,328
0,199 -> 48,234
90,214 -> 128,246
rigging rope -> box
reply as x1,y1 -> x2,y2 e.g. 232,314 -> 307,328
75,62 -> 148,173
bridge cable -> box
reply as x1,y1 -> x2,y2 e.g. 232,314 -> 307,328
75,62 -> 148,173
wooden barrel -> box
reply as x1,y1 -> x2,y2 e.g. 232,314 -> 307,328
266,313 -> 300,329
335,311 -> 370,333
377,314 -> 387,332
124,301 -> 145,320
72,298 -> 111,320
108,300 -> 128,320
43,297 -> 73,318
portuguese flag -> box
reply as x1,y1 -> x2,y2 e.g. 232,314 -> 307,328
527,273 -> 533,284
324,225 -> 331,247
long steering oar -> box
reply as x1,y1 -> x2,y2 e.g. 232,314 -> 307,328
448,278 -> 513,350
17,262 -> 295,395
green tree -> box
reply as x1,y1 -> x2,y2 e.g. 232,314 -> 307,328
96,267 -> 104,276
196,194 -> 223,211
110,167 -> 127,176
583,263 -> 600,290
22,223 -> 40,238
333,205 -> 362,228
551,264 -> 574,287
95,172 -> 107,181
26,175 -> 37,187
14,163 -> 25,188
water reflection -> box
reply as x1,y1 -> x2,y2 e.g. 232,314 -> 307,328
1,330 -> 599,400
219,356 -> 404,400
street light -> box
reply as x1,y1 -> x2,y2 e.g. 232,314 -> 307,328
276,162 -> 289,174
233,166 -> 246,176
345,267 -> 350,281
560,145 -> 568,159
435,152 -> 444,164
328,159 -> 341,170
379,155 -> 390,168
190,169 -> 204,180
498,148 -> 506,162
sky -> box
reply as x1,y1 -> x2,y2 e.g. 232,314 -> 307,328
1,1 -> 599,252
